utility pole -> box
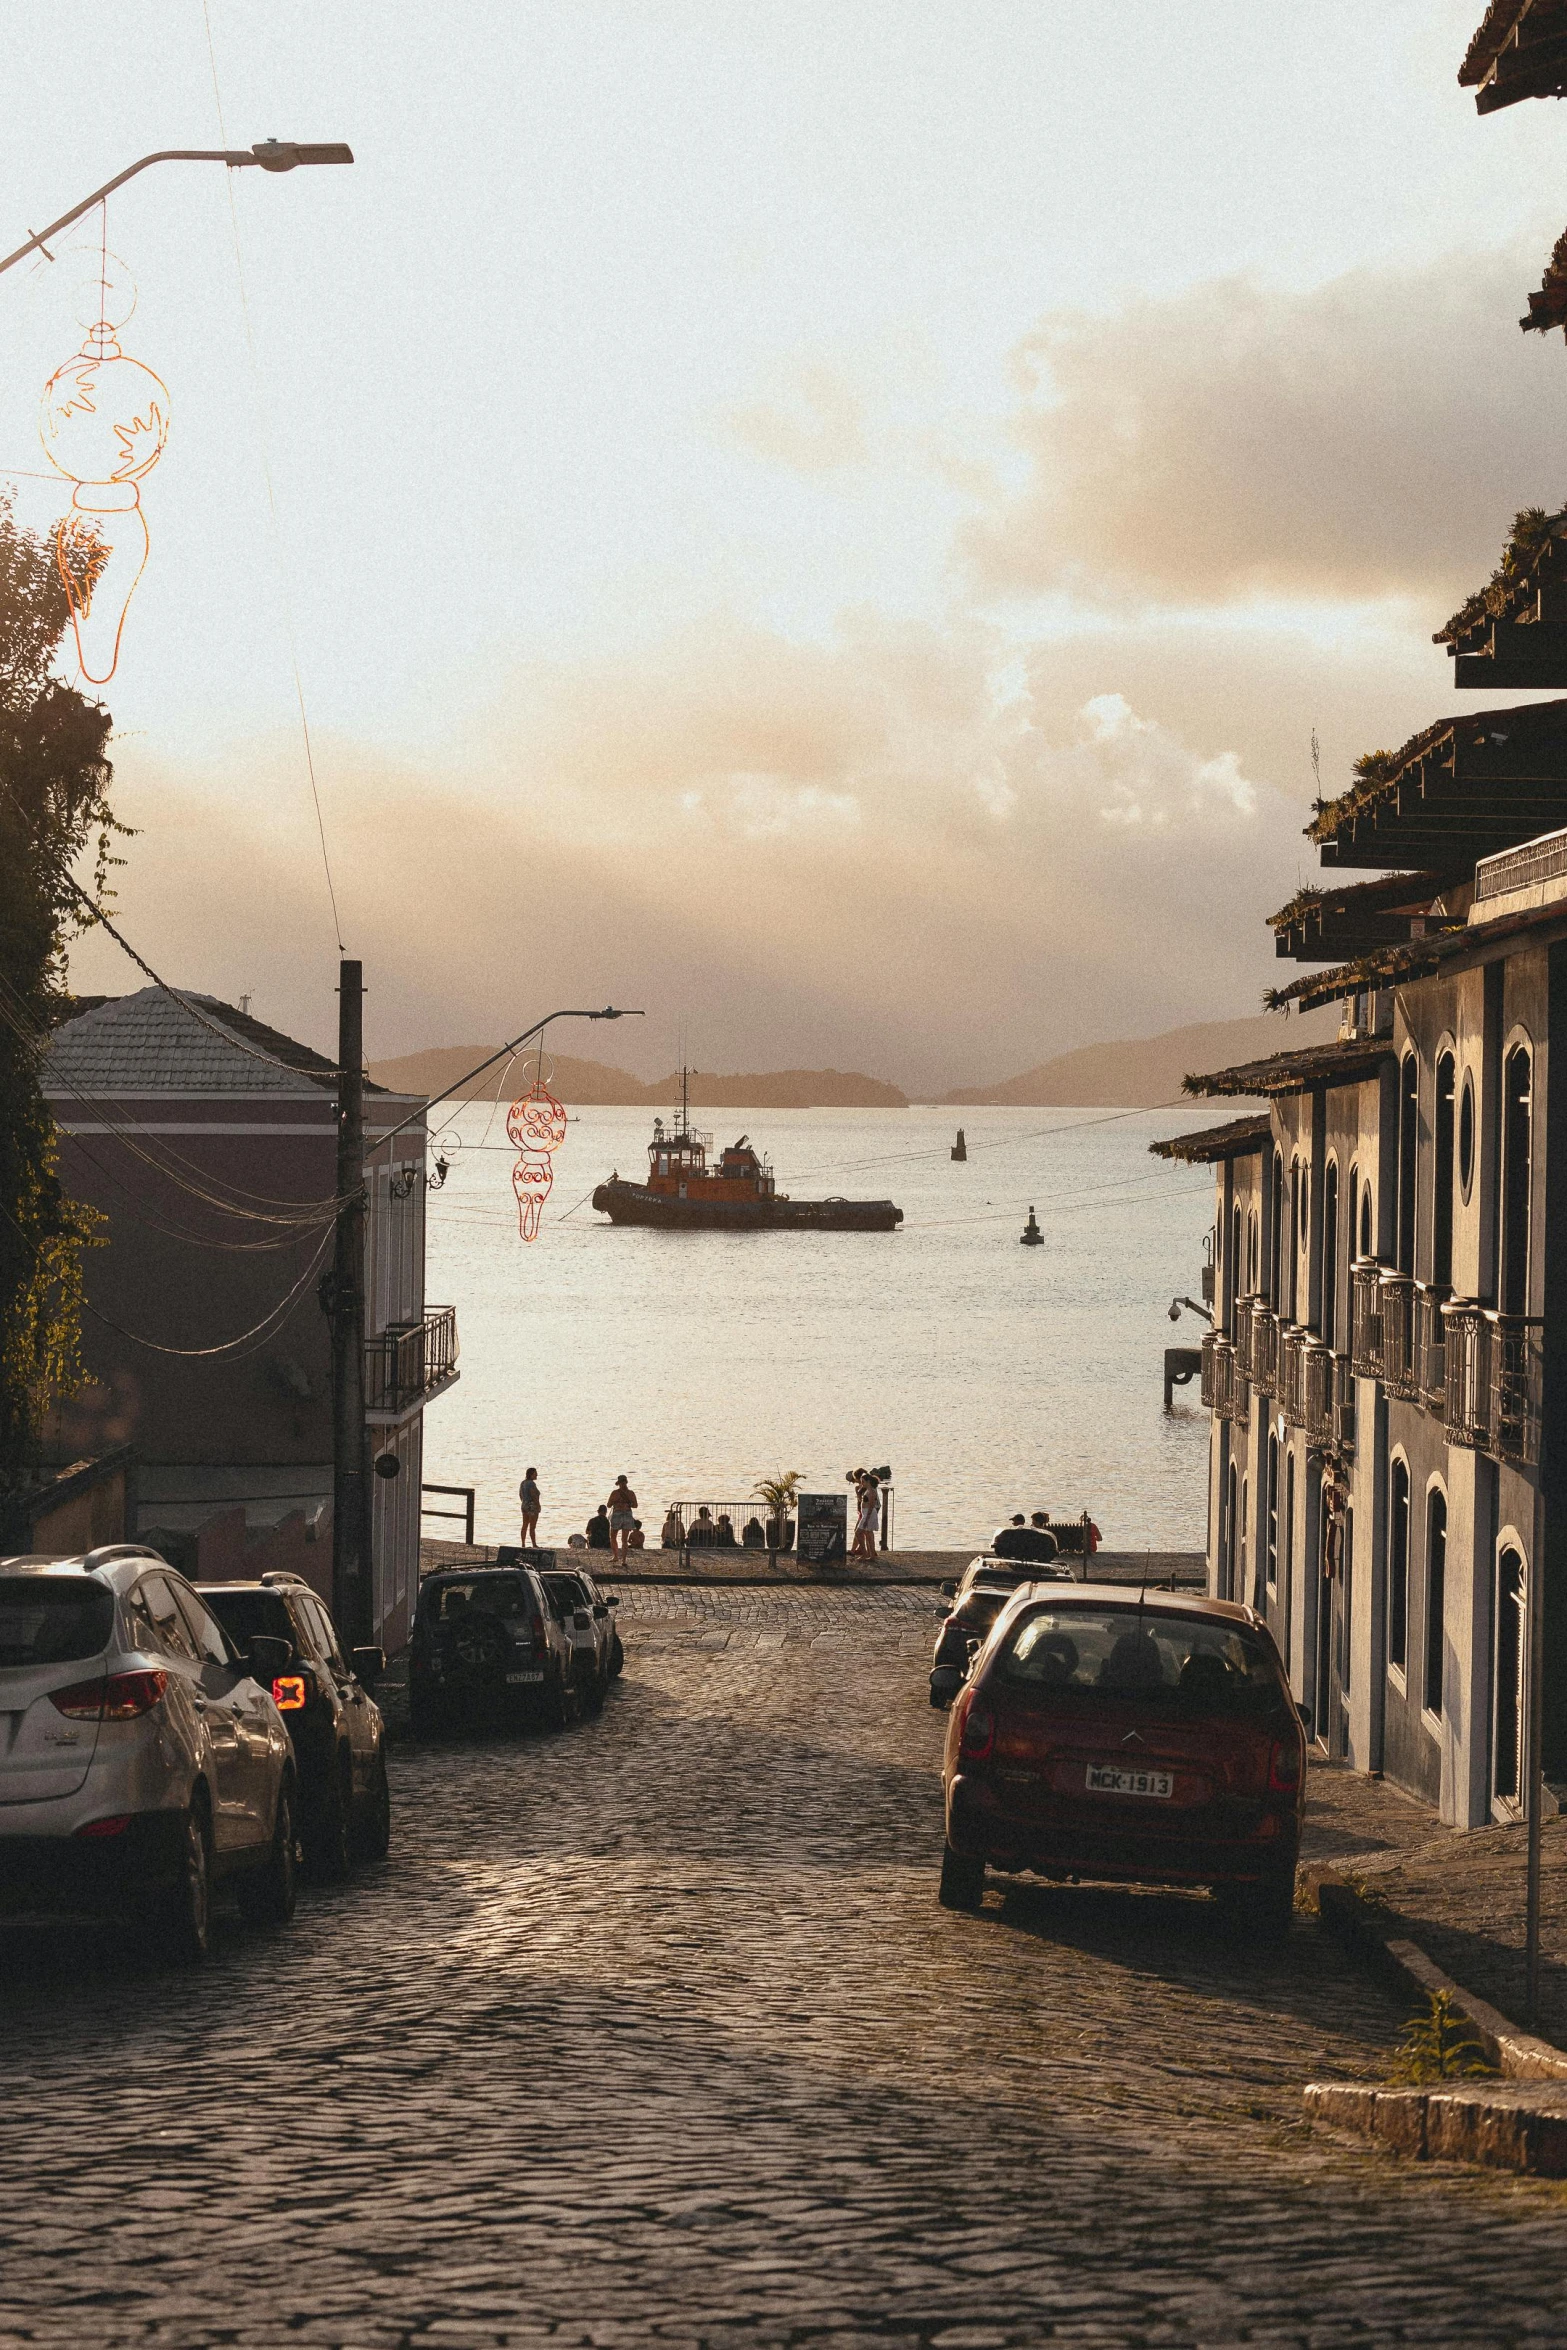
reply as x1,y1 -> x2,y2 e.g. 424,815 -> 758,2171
331,958 -> 370,1645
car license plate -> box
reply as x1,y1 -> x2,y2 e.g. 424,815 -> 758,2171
505,1670 -> 544,1684
1086,1762 -> 1173,1799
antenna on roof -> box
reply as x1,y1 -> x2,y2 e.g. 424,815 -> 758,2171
240,993 -> 252,1017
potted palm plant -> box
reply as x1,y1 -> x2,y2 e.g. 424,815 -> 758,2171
753,1471 -> 800,1554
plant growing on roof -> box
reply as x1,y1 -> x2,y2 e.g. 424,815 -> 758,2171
1435,505 -> 1560,647
0,494 -> 122,1495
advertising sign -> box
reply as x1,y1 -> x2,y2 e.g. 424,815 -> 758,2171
796,1492 -> 848,1564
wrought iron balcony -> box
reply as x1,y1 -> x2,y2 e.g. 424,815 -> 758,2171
1331,1352 -> 1356,1456
1378,1271 -> 1419,1401
1350,1261 -> 1383,1381
1441,1303 -> 1543,1467
1249,1305 -> 1280,1399
1280,1327 -> 1310,1429
1302,1340 -> 1335,1447
365,1303 -> 459,1419
1201,1333 -> 1249,1426
1414,1282 -> 1451,1411
1233,1294 -> 1256,1379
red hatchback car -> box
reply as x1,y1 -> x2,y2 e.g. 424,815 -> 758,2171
940,1584 -> 1306,1939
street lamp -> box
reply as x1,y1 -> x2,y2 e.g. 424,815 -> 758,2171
0,140 -> 354,280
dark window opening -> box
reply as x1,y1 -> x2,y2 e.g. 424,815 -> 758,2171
1494,1548 -> 1526,1808
1388,1457 -> 1410,1675
1433,1051 -> 1455,1291
1459,1069 -> 1476,1203
1501,1045 -> 1532,1315
1397,1053 -> 1419,1276
1322,1162 -> 1339,1347
1424,1490 -> 1447,1718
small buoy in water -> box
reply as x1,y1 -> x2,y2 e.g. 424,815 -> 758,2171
1020,1206 -> 1044,1246
951,1127 -> 967,1162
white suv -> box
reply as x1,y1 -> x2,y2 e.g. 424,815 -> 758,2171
0,1545 -> 299,1962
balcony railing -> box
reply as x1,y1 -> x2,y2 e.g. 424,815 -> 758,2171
1350,1261 -> 1383,1381
1441,1304 -> 1543,1467
365,1303 -> 459,1417
1331,1352 -> 1356,1456
1303,1340 -> 1334,1447
1233,1295 -> 1254,1380
1250,1305 -> 1280,1399
1280,1326 -> 1309,1429
1378,1271 -> 1419,1400
1414,1281 -> 1451,1411
1201,1333 -> 1250,1427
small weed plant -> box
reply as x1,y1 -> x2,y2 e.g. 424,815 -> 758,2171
1387,1989 -> 1495,2086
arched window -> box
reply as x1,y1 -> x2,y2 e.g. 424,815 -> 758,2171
1424,1489 -> 1447,1718
1225,1461 -> 1239,1602
1501,1044 -> 1532,1315
1359,1175 -> 1374,1260
1397,1053 -> 1419,1276
1264,1436 -> 1279,1605
1433,1050 -> 1456,1291
1230,1201 -> 1242,1318
1284,1450 -> 1295,1618
1269,1150 -> 1284,1307
1388,1456 -> 1410,1675
1322,1161 -> 1339,1347
1494,1547 -> 1527,1809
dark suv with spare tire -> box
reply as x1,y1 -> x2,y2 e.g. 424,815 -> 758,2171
199,1574 -> 390,1880
409,1564 -> 576,1734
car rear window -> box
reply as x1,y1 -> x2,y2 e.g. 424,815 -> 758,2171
200,1589 -> 295,1653
0,1577 -> 115,1668
958,1590 -> 1009,1636
425,1575 -> 535,1622
998,1606 -> 1284,1714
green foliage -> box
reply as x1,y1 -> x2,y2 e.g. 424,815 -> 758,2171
1387,1989 -> 1495,2086
1436,505 -> 1559,646
0,495 -> 121,1492
752,1470 -> 802,1515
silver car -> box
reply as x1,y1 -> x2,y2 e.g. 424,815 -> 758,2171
0,1544 -> 299,1962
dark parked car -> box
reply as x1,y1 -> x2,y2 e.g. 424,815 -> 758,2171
199,1574 -> 389,1881
410,1566 -> 576,1734
539,1568 -> 621,1711
940,1587 -> 1307,1940
929,1579 -> 1017,1709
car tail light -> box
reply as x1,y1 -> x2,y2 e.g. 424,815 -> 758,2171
531,1621 -> 547,1658
273,1676 -> 307,1711
1267,1738 -> 1302,1794
50,1670 -> 168,1721
958,1700 -> 995,1762
75,1815 -> 132,1838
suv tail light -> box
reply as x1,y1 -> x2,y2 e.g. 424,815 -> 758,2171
273,1676 -> 308,1711
531,1620 -> 547,1659
1267,1738 -> 1302,1794
50,1670 -> 167,1721
958,1700 -> 995,1762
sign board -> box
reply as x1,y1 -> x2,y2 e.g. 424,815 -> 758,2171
494,1546 -> 556,1570
796,1492 -> 847,1565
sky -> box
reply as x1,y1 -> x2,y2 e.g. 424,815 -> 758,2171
7,1 -> 1567,1091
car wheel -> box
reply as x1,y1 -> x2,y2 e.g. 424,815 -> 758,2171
236,1779 -> 300,1927
144,1800 -> 213,1966
609,1633 -> 624,1679
354,1749 -> 392,1865
938,1843 -> 986,1912
542,1670 -> 572,1731
579,1661 -> 605,1717
307,1753 -> 353,1883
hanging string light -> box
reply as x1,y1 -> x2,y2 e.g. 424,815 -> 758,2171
507,1046 -> 568,1242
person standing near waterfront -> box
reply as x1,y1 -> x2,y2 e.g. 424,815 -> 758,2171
850,1469 -> 880,1560
519,1467 -> 541,1548
608,1474 -> 639,1558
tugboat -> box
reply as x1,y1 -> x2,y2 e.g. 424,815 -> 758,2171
591,1075 -> 902,1232
1020,1205 -> 1044,1246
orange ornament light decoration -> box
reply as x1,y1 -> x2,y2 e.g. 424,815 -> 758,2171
38,245 -> 168,684
507,1076 -> 568,1243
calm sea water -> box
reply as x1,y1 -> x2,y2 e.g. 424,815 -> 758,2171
421,1101 -> 1221,1553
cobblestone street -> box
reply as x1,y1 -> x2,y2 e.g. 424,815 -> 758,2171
6,1585 -> 1567,2347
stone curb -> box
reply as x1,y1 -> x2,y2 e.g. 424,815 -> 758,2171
1302,2080 -> 1567,2175
1301,1863 -> 1567,2173
1301,1864 -> 1567,2081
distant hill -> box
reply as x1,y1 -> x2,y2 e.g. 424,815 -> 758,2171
368,1048 -> 908,1110
939,1007 -> 1341,1109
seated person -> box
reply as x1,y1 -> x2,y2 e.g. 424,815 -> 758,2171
567,1532 -> 588,1549
741,1515 -> 766,1548
1033,1631 -> 1078,1686
1013,1512 -> 1059,1563
1100,1630 -> 1166,1691
661,1509 -> 682,1549
687,1506 -> 717,1547
715,1512 -> 737,1547
991,1514 -> 1031,1560
626,1519 -> 646,1552
1179,1650 -> 1231,1701
586,1507 -> 612,1551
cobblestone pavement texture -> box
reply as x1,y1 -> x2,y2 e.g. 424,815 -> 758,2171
6,1585 -> 1567,2347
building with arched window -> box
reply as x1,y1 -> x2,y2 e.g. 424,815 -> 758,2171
1154,507 -> 1567,1829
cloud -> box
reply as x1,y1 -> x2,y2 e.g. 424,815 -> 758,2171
963,242 -> 1565,609
72,619 -> 1311,1094
722,363 -> 868,473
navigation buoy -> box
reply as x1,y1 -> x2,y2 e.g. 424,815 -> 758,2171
951,1127 -> 967,1162
1020,1206 -> 1044,1246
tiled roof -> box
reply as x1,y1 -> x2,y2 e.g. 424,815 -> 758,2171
1148,1116 -> 1272,1164
45,988 -> 356,1100
1182,1040 -> 1393,1101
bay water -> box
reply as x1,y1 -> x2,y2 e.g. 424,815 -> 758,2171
422,1100 -> 1221,1554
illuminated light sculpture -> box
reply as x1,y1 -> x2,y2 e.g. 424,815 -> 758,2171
38,245 -> 169,684
507,1075 -> 568,1243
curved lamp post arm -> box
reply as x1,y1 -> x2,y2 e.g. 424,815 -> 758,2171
0,141 -> 353,279
375,1008 -> 646,1150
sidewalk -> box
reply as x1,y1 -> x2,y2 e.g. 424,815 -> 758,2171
1302,1757 -> 1567,2049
